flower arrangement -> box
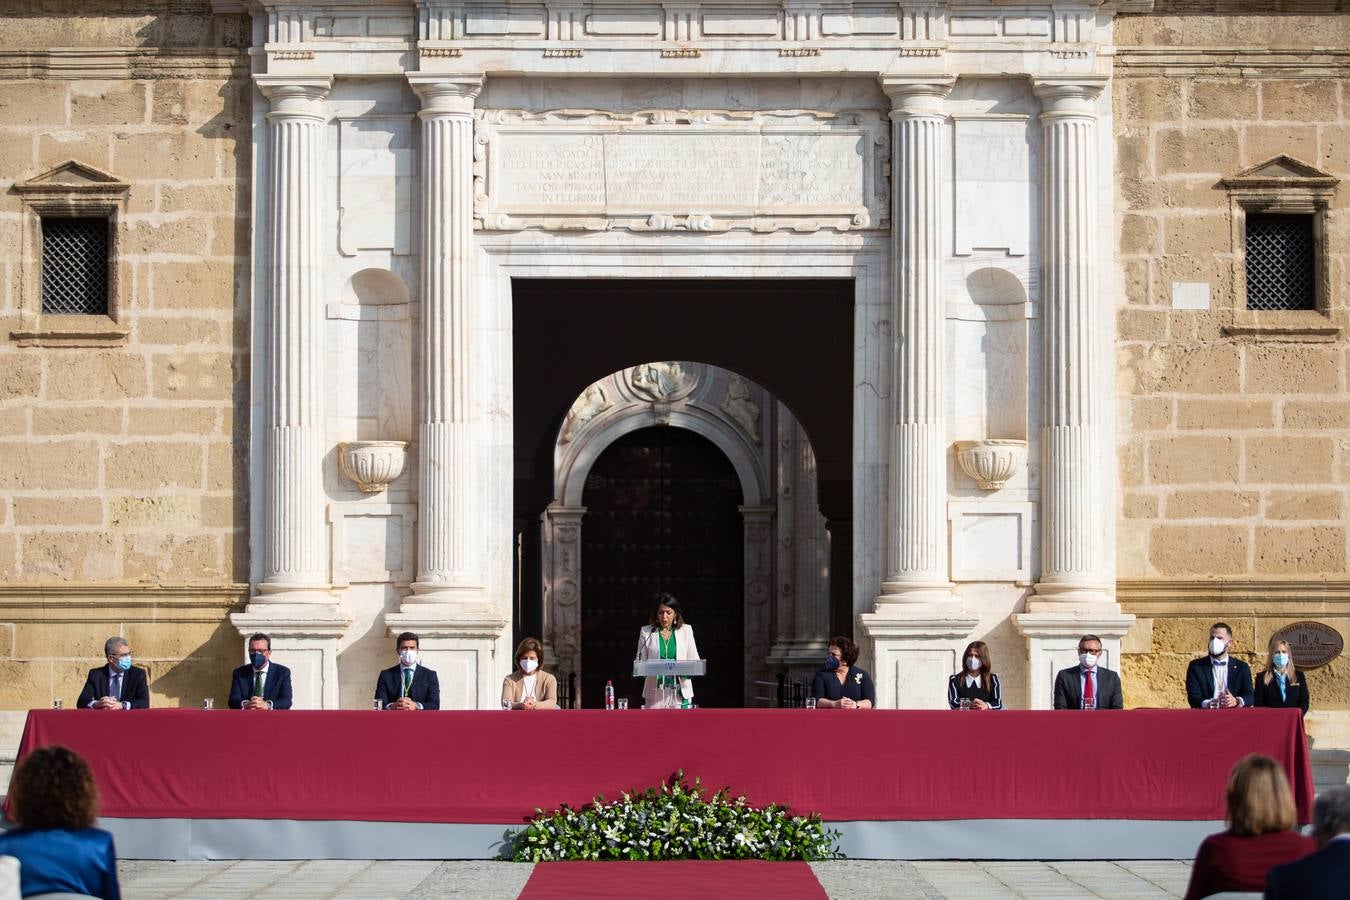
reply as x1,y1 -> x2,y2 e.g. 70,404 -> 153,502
509,770 -> 842,862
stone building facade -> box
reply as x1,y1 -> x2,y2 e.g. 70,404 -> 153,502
0,1 -> 1345,736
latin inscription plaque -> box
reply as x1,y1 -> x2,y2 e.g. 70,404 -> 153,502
477,111 -> 887,232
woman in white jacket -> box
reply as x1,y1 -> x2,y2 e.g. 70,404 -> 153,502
635,593 -> 700,708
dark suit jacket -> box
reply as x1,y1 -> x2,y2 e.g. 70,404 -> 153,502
1252,671 -> 1310,715
1053,665 -> 1123,709
228,662 -> 293,710
375,664 -> 439,710
1265,838 -> 1350,900
1185,656 -> 1255,708
76,665 -> 150,709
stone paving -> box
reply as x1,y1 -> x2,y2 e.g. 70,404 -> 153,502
115,859 -> 1195,898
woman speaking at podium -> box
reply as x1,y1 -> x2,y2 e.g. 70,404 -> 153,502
635,593 -> 701,708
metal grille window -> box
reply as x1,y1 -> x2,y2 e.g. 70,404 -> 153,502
1245,213 -> 1315,311
40,217 -> 109,315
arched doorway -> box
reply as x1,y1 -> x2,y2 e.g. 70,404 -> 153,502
580,426 -> 745,708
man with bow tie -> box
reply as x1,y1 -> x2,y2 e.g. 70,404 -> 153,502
1185,622 -> 1254,709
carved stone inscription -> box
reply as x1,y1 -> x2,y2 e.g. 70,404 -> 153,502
478,114 -> 885,232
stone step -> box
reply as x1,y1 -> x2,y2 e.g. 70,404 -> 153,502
1312,748 -> 1350,796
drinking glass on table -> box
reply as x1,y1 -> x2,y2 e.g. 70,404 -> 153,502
958,698 -> 972,711
372,698 -> 383,710
616,698 -> 628,710
51,698 -> 63,710
202,698 -> 214,710
501,698 -> 511,710
804,697 -> 816,710
1081,696 -> 1096,711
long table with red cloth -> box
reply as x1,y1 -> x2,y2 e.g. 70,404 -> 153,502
12,708 -> 1313,859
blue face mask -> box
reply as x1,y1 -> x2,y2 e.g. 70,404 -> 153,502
251,652 -> 267,669
824,655 -> 840,671
1273,652 -> 1289,668
116,655 -> 132,671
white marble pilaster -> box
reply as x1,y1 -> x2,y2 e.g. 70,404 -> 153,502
874,76 -> 957,608
235,76 -> 349,704
387,74 -> 506,708
768,410 -> 829,674
405,74 -> 485,607
1014,76 -> 1133,704
1029,76 -> 1115,609
255,75 -> 334,606
542,503 -> 585,701
741,505 -> 775,696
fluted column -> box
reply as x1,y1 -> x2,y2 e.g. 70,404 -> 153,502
256,75 -> 333,603
875,76 -> 957,606
407,75 -> 484,604
1032,76 -> 1113,606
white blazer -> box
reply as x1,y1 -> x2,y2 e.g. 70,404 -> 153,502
635,624 -> 700,703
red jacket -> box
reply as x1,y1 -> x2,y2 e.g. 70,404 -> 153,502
1183,829 -> 1315,900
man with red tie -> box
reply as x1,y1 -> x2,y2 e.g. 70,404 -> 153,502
1053,634 -> 1124,709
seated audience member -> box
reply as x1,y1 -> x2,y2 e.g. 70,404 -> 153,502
1252,637 -> 1309,715
501,637 -> 559,709
374,631 -> 440,710
810,637 -> 875,709
1186,621 -> 1255,709
948,640 -> 1003,710
75,636 -> 149,710
1052,634 -> 1123,709
0,746 -> 120,899
1266,785 -> 1350,900
1182,754 -> 1314,900
228,632 -> 293,710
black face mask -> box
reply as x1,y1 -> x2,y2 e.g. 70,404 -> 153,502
824,656 -> 840,671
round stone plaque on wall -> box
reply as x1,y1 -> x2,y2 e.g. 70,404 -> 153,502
1271,621 -> 1344,668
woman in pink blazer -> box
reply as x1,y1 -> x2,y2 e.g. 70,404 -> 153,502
634,594 -> 701,709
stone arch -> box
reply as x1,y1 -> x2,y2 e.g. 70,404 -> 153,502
541,362 -> 778,705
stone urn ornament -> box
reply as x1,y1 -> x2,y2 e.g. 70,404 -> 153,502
338,440 -> 407,493
954,439 -> 1027,491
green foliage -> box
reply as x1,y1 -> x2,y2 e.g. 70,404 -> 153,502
508,770 -> 842,862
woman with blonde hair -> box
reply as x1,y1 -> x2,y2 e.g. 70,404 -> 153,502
501,637 -> 559,709
1183,754 -> 1314,899
1253,637 -> 1310,715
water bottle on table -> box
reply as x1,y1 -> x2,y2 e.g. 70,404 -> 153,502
605,680 -> 615,710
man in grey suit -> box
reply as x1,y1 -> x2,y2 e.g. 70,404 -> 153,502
1053,634 -> 1124,709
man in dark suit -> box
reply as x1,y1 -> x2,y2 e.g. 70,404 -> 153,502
375,631 -> 439,710
1053,634 -> 1124,709
1266,785 -> 1350,899
228,632 -> 293,710
76,636 -> 150,710
1185,621 -> 1254,708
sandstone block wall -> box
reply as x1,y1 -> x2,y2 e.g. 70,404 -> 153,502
0,3 -> 250,708
1115,8 -> 1350,710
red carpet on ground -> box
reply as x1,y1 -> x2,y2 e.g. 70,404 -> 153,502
517,860 -> 828,899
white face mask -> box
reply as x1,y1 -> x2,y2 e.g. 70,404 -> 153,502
398,648 -> 418,666
1079,652 -> 1098,669
1209,637 -> 1228,657
965,656 -> 982,672
519,658 -> 539,674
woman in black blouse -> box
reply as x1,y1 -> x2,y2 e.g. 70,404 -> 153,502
1252,637 -> 1309,715
948,640 -> 1003,710
810,636 -> 875,709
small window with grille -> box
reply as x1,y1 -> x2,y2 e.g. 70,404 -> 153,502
40,216 -> 110,315
1244,213 -> 1315,312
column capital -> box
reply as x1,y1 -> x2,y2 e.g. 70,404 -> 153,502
879,75 -> 955,117
408,73 -> 484,115
256,75 -> 333,120
1032,75 -> 1108,119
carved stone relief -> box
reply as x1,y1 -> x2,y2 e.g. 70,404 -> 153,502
721,374 -> 762,445
629,361 -> 698,403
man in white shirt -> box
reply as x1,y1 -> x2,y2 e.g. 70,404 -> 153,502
1184,622 -> 1254,708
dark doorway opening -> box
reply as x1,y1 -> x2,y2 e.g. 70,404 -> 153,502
512,278 -> 856,687
580,427 -> 744,709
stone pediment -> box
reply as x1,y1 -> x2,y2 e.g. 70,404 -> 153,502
1222,155 -> 1338,189
14,161 -> 129,195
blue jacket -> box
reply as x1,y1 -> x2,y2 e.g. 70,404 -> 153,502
1266,838 -> 1350,899
228,662 -> 293,710
374,664 -> 440,710
0,826 -> 119,899
1185,656 -> 1255,708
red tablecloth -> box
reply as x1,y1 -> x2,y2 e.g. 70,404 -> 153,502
13,708 -> 1313,824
